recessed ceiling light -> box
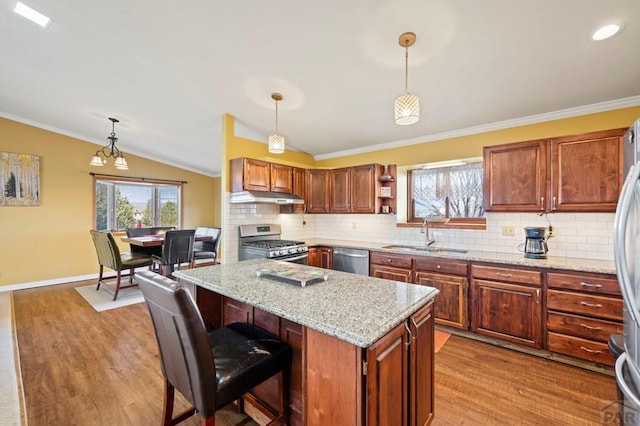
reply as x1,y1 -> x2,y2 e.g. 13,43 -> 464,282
592,24 -> 620,41
13,1 -> 51,28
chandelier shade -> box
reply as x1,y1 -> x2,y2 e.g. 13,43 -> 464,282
395,32 -> 420,126
90,117 -> 128,170
268,93 -> 285,154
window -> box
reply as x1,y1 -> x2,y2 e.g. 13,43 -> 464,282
408,160 -> 484,225
94,177 -> 182,232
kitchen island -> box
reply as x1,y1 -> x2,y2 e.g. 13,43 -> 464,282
173,258 -> 439,426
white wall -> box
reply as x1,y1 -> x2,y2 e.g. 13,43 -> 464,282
223,193 -> 615,263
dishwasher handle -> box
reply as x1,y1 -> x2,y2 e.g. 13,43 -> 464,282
333,250 -> 369,258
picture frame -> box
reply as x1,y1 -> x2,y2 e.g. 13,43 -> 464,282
380,186 -> 392,197
0,151 -> 40,206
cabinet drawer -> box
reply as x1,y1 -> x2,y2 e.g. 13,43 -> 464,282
547,290 -> 622,321
547,332 -> 615,366
471,264 -> 541,286
415,257 -> 468,276
370,252 -> 413,269
547,272 -> 620,296
547,311 -> 622,343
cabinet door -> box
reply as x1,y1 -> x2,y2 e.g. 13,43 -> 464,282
370,264 -> 412,282
483,139 -> 547,212
550,129 -> 624,212
471,279 -> 543,348
280,319 -> 304,426
307,247 -> 321,267
351,164 -> 376,213
366,321 -> 408,426
330,168 -> 351,213
415,271 -> 468,329
320,247 -> 333,269
306,169 -> 330,213
409,304 -> 434,426
222,297 -> 253,325
270,163 -> 293,193
291,167 -> 306,213
242,158 -> 271,191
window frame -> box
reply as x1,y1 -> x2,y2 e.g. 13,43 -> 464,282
406,162 -> 486,230
92,175 -> 184,234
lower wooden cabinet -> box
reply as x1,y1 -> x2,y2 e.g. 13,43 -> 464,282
308,246 -> 333,269
369,252 -> 413,282
546,271 -> 622,366
414,257 -> 469,330
305,302 -> 434,426
471,264 -> 543,348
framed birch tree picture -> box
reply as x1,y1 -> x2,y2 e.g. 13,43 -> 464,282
0,152 -> 40,206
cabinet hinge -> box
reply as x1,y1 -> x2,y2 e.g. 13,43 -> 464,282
362,361 -> 368,376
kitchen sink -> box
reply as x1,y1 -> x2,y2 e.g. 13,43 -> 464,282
381,245 -> 468,254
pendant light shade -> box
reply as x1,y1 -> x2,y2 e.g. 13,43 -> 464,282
395,32 -> 419,125
268,93 -> 285,154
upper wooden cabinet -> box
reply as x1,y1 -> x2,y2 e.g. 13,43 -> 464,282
483,128 -> 625,213
330,164 -> 377,213
306,169 -> 330,213
270,163 -> 293,193
230,158 -> 293,194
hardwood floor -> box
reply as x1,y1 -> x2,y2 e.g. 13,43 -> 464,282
13,281 -> 619,425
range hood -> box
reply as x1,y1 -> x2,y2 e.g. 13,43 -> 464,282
229,190 -> 304,205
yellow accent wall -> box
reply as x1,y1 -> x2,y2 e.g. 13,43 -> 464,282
0,117 -> 220,287
315,106 -> 640,168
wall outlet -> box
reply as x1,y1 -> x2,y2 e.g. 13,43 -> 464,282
351,222 -> 357,230
502,226 -> 515,236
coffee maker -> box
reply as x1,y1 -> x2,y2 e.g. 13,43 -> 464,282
522,227 -> 549,259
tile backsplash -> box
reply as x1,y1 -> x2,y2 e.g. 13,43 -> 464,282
223,193 -> 615,263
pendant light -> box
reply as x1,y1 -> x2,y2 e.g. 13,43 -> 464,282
395,32 -> 419,125
90,117 -> 129,170
268,93 -> 285,154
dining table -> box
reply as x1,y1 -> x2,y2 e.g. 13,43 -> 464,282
121,234 -> 212,247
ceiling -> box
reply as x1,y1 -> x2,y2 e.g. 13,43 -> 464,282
2,0 -> 639,177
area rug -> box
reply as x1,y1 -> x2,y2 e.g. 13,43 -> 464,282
75,283 -> 144,312
434,330 -> 451,353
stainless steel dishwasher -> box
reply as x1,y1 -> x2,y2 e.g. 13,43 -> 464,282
332,248 -> 370,275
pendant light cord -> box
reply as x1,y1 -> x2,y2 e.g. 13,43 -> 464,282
275,99 -> 279,134
404,44 -> 409,93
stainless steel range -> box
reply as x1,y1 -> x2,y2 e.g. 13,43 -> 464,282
238,224 -> 308,264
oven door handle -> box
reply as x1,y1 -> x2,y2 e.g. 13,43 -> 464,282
282,253 -> 309,262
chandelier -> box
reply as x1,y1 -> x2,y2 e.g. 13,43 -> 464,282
268,93 -> 285,154
90,117 -> 128,170
395,32 -> 420,125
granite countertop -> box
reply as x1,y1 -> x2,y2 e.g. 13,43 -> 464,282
305,238 -> 616,275
173,258 -> 439,348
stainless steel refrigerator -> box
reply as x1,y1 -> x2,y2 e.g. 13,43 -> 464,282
615,117 -> 640,424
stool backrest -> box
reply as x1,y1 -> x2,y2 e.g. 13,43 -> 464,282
137,271 -> 216,417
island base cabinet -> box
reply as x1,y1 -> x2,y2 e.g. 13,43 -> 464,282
305,303 -> 435,426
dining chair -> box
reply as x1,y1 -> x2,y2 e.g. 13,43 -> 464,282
136,271 -> 291,426
89,230 -> 154,301
193,227 -> 222,264
152,229 -> 196,277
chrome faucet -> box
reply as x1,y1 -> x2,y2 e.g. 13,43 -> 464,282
421,218 -> 436,247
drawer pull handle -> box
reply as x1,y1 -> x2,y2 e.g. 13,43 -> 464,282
404,322 -> 412,347
579,346 -> 603,354
387,259 -> 393,263
411,317 -> 418,341
496,273 -> 513,277
436,265 -> 441,269
580,282 -> 603,288
580,301 -> 603,308
580,323 -> 603,331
